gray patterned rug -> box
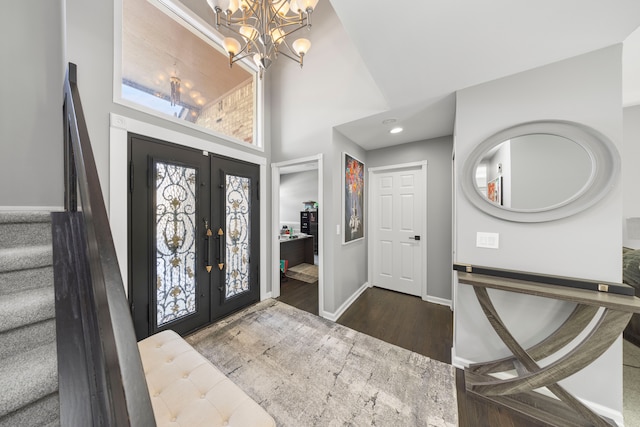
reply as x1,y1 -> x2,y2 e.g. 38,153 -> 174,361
186,300 -> 458,426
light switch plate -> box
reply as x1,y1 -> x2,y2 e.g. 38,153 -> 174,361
477,232 -> 499,249
336,224 -> 340,235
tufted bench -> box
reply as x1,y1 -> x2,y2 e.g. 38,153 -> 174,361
138,329 -> 276,427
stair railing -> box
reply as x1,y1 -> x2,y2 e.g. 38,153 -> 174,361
53,62 -> 155,426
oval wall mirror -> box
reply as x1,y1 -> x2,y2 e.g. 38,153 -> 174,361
461,121 -> 620,222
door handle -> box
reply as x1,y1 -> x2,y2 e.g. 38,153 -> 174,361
216,228 -> 225,270
409,235 -> 421,241
204,219 -> 212,273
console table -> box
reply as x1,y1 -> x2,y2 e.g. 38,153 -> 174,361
455,264 -> 640,426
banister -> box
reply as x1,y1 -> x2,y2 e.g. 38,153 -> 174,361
54,62 -> 155,426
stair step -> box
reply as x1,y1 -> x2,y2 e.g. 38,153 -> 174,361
0,211 -> 51,225
0,393 -> 59,427
0,221 -> 52,249
0,266 -> 54,296
0,287 -> 55,334
0,319 -> 56,361
0,342 -> 58,418
0,246 -> 52,274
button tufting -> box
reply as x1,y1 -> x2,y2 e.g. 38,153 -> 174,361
170,417 -> 177,422
167,358 -> 173,363
222,421 -> 229,426
200,394 -> 206,399
183,373 -> 189,379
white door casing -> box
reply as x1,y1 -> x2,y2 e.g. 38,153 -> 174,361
271,155 -> 324,316
369,162 -> 427,298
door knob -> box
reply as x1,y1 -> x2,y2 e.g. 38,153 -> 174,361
409,235 -> 421,241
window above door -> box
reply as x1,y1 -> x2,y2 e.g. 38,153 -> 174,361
114,0 -> 264,150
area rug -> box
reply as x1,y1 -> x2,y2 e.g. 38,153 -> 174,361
186,300 -> 458,426
286,263 -> 318,283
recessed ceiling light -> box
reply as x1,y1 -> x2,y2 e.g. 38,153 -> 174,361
389,127 -> 403,134
382,118 -> 397,125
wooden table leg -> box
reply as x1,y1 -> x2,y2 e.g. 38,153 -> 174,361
466,287 -> 630,426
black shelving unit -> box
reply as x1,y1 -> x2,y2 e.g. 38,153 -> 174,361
300,210 -> 318,254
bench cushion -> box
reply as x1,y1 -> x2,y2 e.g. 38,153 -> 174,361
138,330 -> 276,427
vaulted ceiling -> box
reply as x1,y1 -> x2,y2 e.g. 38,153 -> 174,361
328,0 -> 640,149
177,0 -> 640,150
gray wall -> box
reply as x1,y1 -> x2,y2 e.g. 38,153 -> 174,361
280,170 -> 318,231
65,0 -> 273,289
1,0 -> 64,208
331,131 -> 368,313
66,0 -> 267,209
510,135 -> 591,210
623,105 -> 640,248
367,136 -> 453,302
269,1 -> 384,314
454,45 -> 623,415
484,142 -> 511,206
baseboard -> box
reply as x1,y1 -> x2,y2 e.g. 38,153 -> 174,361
0,206 -> 64,212
261,292 -> 273,301
580,399 -> 623,427
322,281 -> 369,322
423,295 -> 452,308
451,348 -> 473,370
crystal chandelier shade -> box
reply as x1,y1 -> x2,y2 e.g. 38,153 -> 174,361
207,0 -> 319,77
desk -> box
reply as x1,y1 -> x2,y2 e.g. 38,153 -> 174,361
280,235 -> 314,268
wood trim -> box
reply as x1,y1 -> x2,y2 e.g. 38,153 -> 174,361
469,304 -> 599,375
457,266 -> 638,426
457,272 -> 640,313
58,63 -> 156,426
454,263 -> 634,296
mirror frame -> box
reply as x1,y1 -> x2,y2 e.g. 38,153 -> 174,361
461,120 -> 620,222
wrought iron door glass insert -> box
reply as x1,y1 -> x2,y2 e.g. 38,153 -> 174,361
225,174 -> 251,299
155,161 -> 198,326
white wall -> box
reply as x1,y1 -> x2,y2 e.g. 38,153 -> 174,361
1,0 -> 64,208
454,45 -> 623,419
623,105 -> 640,248
280,170 -> 318,232
366,136 -> 453,302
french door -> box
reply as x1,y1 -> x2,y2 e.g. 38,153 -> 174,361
129,134 -> 260,340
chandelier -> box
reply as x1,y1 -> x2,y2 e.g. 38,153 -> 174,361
170,75 -> 181,106
206,0 -> 319,77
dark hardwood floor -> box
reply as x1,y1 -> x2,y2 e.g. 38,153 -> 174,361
337,286 -> 453,364
277,277 -> 318,316
279,284 -> 551,426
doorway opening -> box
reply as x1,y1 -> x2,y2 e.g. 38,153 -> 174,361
271,155 -> 324,317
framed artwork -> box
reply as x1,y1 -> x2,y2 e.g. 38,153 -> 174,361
343,152 -> 365,244
487,176 -> 502,205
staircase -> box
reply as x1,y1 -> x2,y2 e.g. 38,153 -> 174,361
0,211 -> 59,426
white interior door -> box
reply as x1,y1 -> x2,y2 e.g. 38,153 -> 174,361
371,165 -> 426,297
